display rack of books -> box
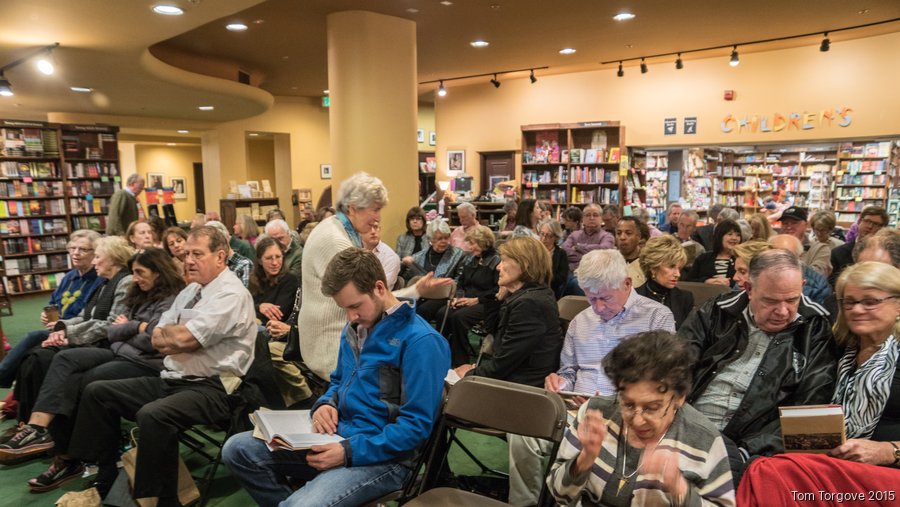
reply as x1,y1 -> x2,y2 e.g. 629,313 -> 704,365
627,150 -> 667,223
0,120 -> 70,296
686,148 -> 721,215
61,124 -> 120,233
220,197 -> 280,232
521,121 -> 625,215
833,141 -> 894,226
888,142 -> 900,227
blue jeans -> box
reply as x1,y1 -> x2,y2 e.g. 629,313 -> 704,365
0,329 -> 49,387
222,431 -> 411,507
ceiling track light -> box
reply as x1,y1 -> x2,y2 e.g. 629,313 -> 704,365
729,46 -> 740,67
490,74 -> 501,88
675,54 -> 683,70
529,69 -> 537,84
437,81 -> 447,97
640,58 -> 648,74
617,62 -> 624,77
820,32 -> 831,52
420,66 -> 550,90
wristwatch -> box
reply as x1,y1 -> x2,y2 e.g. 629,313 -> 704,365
890,441 -> 900,466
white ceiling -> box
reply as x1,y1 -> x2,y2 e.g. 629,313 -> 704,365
1,0 -> 899,130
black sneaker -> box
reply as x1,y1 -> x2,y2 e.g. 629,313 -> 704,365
28,457 -> 85,492
0,421 -> 24,445
0,423 -> 54,462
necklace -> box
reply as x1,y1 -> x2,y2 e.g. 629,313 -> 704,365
617,423 -> 670,496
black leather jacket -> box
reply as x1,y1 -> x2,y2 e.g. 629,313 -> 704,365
678,290 -> 838,458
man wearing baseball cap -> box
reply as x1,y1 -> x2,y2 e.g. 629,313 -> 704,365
778,206 -> 832,277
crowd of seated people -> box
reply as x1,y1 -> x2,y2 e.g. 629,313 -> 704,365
3,181 -> 900,506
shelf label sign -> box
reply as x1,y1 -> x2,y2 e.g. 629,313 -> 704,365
721,108 -> 852,134
684,117 -> 697,135
664,118 -> 677,135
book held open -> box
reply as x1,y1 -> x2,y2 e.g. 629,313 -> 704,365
250,409 -> 344,451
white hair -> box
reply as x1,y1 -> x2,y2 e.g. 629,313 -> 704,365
205,220 -> 231,242
718,208 -> 740,222
457,202 -> 476,216
576,249 -> 628,291
426,218 -> 451,240
265,219 -> 291,235
335,172 -> 389,213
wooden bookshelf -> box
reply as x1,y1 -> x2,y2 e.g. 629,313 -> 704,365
833,141 -> 896,226
220,197 -> 280,232
0,120 -> 120,296
520,121 -> 626,217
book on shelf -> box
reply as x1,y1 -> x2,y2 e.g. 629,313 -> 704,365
250,409 -> 344,451
779,404 -> 845,454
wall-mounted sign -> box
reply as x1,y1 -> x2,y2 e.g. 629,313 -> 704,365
720,108 -> 852,134
684,117 -> 697,135
664,118 -> 677,136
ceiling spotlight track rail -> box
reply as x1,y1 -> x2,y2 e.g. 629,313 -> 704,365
0,43 -> 60,74
420,66 -> 549,86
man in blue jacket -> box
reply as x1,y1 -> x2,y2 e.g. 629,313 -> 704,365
223,247 -> 450,507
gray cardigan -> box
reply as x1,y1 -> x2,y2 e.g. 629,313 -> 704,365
60,274 -> 133,346
107,294 -> 176,370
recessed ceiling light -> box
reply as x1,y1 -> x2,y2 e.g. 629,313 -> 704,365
624,44 -> 634,49
323,89 -> 330,95
440,1 -> 453,5
291,86 -> 298,90
226,23 -> 248,31
613,12 -> 636,21
167,143 -> 177,146
559,48 -> 577,55
177,129 -> 189,134
406,8 -> 419,13
248,133 -> 259,137
253,19 -> 265,24
198,106 -> 214,111
70,86 -> 93,93
490,4 -> 501,10
152,4 -> 184,15
858,9 -> 870,14
281,55 -> 290,60
470,40 -> 490,48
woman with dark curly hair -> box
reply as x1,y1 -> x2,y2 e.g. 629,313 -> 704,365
686,218 -> 742,285
250,237 -> 300,329
548,331 -> 735,507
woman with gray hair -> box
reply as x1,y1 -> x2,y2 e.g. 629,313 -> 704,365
538,219 -> 569,298
298,172 -> 448,381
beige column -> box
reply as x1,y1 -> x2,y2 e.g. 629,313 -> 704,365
326,11 -> 418,243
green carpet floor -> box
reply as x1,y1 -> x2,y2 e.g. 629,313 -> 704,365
0,294 -> 509,506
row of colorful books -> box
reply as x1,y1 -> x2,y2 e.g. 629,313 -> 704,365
0,199 -> 66,217
2,235 -> 68,255
1,128 -> 59,157
4,253 -> 69,275
0,218 -> 68,236
0,181 -> 64,198
71,215 -> 107,232
5,272 -> 63,294
65,161 -> 119,179
1,161 -> 59,178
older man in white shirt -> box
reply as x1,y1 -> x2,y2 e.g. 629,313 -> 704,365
362,223 -> 401,289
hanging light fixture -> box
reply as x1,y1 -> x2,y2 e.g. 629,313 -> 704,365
529,69 -> 537,84
820,33 -> 831,52
617,62 -> 624,77
490,74 -> 501,88
675,54 -> 683,70
729,46 -> 740,67
437,81 -> 447,97
640,58 -> 648,74
0,73 -> 12,97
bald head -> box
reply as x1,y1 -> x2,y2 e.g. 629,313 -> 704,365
768,234 -> 803,257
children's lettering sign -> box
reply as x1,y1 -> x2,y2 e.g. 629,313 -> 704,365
721,108 -> 852,134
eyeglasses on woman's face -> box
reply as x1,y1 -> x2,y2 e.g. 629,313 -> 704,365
838,295 -> 898,311
618,394 -> 674,421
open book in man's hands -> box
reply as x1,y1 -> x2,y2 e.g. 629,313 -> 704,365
250,409 -> 344,451
779,404 -> 845,454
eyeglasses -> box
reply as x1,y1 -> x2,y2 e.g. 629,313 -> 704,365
618,395 -> 673,421
539,232 -> 555,238
67,246 -> 94,253
838,295 -> 898,311
860,218 -> 885,228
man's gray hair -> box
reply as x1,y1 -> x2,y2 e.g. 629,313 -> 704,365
708,203 -> 725,221
576,249 -> 628,292
853,228 -> 900,266
748,248 -> 801,282
768,234 -> 803,257
718,207 -> 740,223
335,172 -> 389,213
426,218 -> 451,240
457,202 -> 476,216
205,220 -> 231,242
681,210 -> 700,223
667,202 -> 683,213
265,219 -> 291,235
126,173 -> 143,186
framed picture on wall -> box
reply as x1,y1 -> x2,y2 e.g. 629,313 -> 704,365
170,177 -> 186,199
147,172 -> 164,190
447,150 -> 465,176
320,164 -> 332,179
429,131 -> 436,146
417,129 -> 425,143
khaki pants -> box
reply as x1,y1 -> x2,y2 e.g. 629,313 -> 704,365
268,341 -> 312,407
508,434 -> 554,507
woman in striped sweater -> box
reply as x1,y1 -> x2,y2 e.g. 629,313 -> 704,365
548,331 -> 735,507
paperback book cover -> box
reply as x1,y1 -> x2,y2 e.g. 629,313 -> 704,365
779,404 -> 845,453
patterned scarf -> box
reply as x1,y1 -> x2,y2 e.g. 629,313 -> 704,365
335,211 -> 363,248
832,335 -> 899,439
